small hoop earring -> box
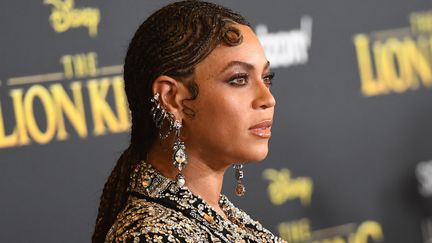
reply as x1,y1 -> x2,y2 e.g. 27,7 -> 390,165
150,93 -> 175,139
234,164 -> 245,196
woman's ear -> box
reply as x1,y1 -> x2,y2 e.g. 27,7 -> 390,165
151,75 -> 189,120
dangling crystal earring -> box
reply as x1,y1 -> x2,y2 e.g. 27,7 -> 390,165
150,93 -> 188,188
172,120 -> 188,188
234,164 -> 245,196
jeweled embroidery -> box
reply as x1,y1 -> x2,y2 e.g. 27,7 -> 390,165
105,160 -> 287,243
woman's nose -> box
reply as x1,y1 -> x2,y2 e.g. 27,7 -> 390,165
252,81 -> 276,109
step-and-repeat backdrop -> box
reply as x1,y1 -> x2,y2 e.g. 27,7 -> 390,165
1,1 -> 431,242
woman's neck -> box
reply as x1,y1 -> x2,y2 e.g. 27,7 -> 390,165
147,143 -> 229,219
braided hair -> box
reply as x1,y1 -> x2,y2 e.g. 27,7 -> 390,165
92,1 -> 249,242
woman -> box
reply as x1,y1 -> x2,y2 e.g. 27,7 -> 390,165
93,1 -> 285,242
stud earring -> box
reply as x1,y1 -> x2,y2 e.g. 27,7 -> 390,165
234,164 -> 245,196
172,120 -> 188,188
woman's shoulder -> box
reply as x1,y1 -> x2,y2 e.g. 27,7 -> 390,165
104,196 -> 212,243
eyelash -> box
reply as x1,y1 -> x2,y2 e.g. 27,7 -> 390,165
228,72 -> 275,87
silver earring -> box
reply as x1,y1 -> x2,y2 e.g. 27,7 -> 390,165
234,164 -> 245,196
150,93 -> 175,139
150,93 -> 188,187
172,120 -> 188,188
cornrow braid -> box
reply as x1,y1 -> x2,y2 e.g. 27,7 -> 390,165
92,1 -> 249,242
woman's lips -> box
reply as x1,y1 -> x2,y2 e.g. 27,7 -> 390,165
249,120 -> 272,138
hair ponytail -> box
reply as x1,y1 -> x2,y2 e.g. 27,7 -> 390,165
92,146 -> 139,243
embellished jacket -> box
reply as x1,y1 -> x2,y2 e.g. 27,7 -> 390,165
105,161 -> 287,243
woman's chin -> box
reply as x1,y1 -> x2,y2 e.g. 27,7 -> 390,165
240,146 -> 269,162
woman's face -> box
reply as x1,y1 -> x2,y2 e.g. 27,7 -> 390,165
183,24 -> 276,168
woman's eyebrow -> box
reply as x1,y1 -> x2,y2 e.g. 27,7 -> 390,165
220,60 -> 271,73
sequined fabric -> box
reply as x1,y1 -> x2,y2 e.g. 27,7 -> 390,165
105,160 -> 287,243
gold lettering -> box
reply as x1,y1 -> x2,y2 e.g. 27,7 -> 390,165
61,52 -> 98,80
88,78 -> 128,135
410,11 -> 432,34
60,55 -> 74,79
380,38 -> 410,93
44,0 -> 100,38
10,89 -> 30,146
405,37 -> 432,87
278,218 -> 311,242
353,33 -> 432,96
0,65 -> 129,149
51,82 -> 87,140
87,52 -> 98,77
352,221 -> 383,243
263,168 -> 313,206
0,100 -> 19,148
353,35 -> 387,96
74,54 -> 87,78
277,220 -> 383,243
24,85 -> 57,144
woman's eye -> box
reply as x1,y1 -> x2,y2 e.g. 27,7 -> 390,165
263,72 -> 275,87
228,74 -> 249,86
